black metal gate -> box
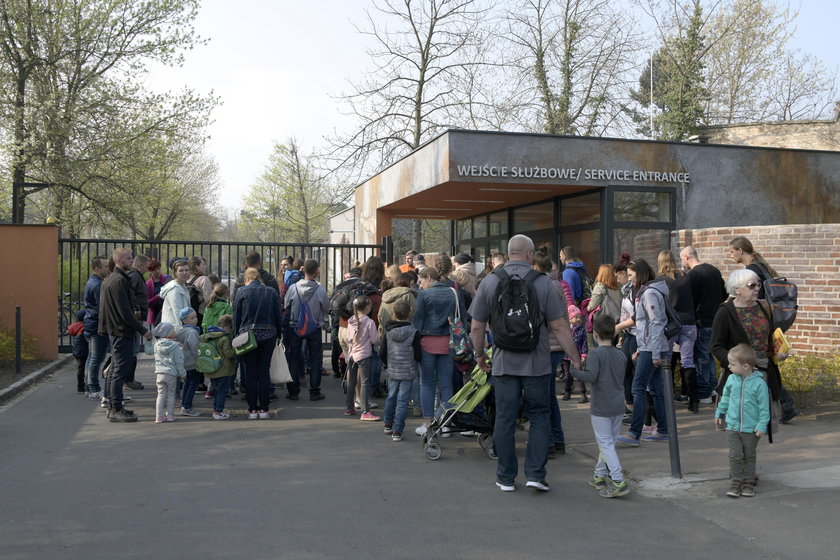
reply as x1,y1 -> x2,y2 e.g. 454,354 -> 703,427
58,238 -> 384,351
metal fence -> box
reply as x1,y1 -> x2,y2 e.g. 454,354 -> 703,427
58,238 -> 384,351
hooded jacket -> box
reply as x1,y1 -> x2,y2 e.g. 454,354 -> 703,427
634,279 -> 670,360
83,274 -> 104,335
380,320 -> 421,380
716,370 -> 770,433
561,261 -> 588,303
346,313 -> 380,362
377,287 -> 417,337
154,337 -> 186,378
176,325 -> 200,370
198,328 -> 236,379
160,280 -> 191,329
284,279 -> 330,330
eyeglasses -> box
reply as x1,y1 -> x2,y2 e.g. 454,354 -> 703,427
744,282 -> 760,290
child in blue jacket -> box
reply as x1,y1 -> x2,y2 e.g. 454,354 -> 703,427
715,343 -> 770,499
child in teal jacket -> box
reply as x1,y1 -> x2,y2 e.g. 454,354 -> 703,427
715,343 -> 770,499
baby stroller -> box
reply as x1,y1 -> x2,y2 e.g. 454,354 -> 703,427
423,362 -> 496,461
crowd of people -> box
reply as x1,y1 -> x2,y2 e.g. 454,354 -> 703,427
68,234 -> 795,498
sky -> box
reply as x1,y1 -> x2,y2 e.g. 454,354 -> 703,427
145,0 -> 840,213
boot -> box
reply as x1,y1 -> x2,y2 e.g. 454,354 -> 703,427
579,393 -> 589,404
562,391 -> 571,401
685,368 -> 699,413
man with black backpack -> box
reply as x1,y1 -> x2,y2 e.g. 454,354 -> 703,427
560,246 -> 593,306
284,259 -> 330,401
470,235 -> 581,493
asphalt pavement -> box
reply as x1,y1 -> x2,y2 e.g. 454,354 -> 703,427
1,354 -> 838,560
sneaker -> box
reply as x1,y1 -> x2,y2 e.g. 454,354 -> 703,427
258,411 -> 271,419
165,414 -> 176,422
526,480 -> 550,492
460,430 -> 477,437
309,393 -> 325,401
588,475 -> 608,490
641,424 -> 654,434
414,424 -> 428,436
578,395 -> 589,404
617,434 -> 640,447
124,380 -> 144,390
360,411 -> 381,421
642,431 -> 669,441
495,480 -> 515,492
180,407 -> 201,417
726,481 -> 742,498
369,402 -> 379,409
344,408 -> 356,416
740,483 -> 755,497
155,416 -> 165,423
392,432 -> 403,441
354,400 -> 362,409
698,397 -> 713,404
441,427 -> 453,438
204,391 -> 214,399
248,410 -> 259,420
599,479 -> 631,498
87,391 -> 103,399
212,411 -> 230,420
383,424 -> 393,434
109,409 -> 138,423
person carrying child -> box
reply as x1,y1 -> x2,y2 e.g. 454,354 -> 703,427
152,322 -> 186,422
68,310 -> 88,393
715,343 -> 770,498
570,314 -> 631,498
380,299 -> 421,441
198,314 -> 236,420
176,307 -> 202,417
562,305 -> 589,403
345,295 -> 381,421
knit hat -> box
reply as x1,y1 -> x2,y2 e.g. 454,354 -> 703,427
413,254 -> 425,263
568,305 -> 582,319
178,307 -> 196,321
153,322 -> 175,338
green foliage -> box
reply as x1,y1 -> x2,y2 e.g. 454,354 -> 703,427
0,328 -> 38,362
779,354 -> 840,395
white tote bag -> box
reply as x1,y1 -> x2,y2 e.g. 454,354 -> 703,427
270,344 -> 292,384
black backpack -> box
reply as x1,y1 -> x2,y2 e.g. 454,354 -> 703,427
573,267 -> 594,305
330,279 -> 378,320
490,268 -> 542,352
645,286 -> 682,339
754,264 -> 798,332
185,277 -> 204,314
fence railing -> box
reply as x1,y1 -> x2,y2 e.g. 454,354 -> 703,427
58,238 -> 384,351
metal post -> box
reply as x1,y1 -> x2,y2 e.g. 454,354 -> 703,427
15,306 -> 22,374
660,359 -> 682,478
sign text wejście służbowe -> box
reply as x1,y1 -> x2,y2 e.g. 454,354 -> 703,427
455,164 -> 690,184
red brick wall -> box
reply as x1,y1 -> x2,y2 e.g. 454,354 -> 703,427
672,224 -> 840,356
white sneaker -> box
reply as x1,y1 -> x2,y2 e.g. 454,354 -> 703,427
698,397 -> 713,404
180,407 -> 201,417
248,411 -> 259,420
414,424 -> 428,436
258,411 -> 271,419
212,411 -> 230,420
496,481 -> 515,492
460,430 -> 477,437
441,427 -> 452,438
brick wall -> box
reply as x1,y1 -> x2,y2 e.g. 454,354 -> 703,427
671,224 -> 840,356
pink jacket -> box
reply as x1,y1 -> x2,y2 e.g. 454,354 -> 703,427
346,314 -> 380,362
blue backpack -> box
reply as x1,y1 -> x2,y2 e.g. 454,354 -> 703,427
294,284 -> 320,337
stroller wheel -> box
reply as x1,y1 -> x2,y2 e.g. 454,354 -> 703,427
425,440 -> 442,460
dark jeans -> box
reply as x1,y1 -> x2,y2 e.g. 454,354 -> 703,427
548,351 -> 565,446
694,327 -> 716,399
629,351 -> 667,438
242,337 -> 276,411
493,374 -> 551,485
85,332 -> 110,392
75,357 -> 86,391
370,350 -> 382,394
286,330 -> 323,397
621,333 -> 637,405
331,337 -> 345,378
212,376 -> 232,413
181,369 -> 201,409
107,335 -> 134,412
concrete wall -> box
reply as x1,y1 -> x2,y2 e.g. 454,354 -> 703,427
700,109 -> 840,151
672,224 -> 840,356
0,225 -> 58,359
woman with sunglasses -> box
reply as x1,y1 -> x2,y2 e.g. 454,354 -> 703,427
711,268 -> 792,432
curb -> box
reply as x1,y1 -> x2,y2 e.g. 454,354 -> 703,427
0,354 -> 73,405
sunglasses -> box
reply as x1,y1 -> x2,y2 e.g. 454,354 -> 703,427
744,282 -> 760,290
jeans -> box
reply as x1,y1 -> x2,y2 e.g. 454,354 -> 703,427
629,351 -> 667,438
370,350 -> 382,394
548,351 -> 565,446
384,378 -> 412,434
621,333 -> 637,405
107,335 -> 133,412
242,337 -> 276,412
493,374 -> 551,485
286,330 -> 323,397
694,327 -> 716,399
419,352 -> 456,418
674,324 -> 697,368
84,332 -> 109,392
181,369 -> 202,409
212,376 -> 232,413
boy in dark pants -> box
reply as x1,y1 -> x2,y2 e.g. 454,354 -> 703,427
68,310 -> 88,393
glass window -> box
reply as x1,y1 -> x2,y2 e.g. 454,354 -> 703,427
614,191 -> 671,222
458,242 -> 472,256
560,229 -> 601,274
456,219 -> 471,242
474,246 -> 487,273
489,211 -> 508,236
514,201 -> 554,232
560,192 -> 600,226
613,228 -> 670,264
473,216 -> 487,239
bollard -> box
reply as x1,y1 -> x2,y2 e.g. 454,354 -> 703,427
660,359 -> 682,478
15,305 -> 22,374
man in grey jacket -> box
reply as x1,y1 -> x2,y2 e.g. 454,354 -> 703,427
284,259 -> 330,401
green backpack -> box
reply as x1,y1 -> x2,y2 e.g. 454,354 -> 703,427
196,339 -> 222,373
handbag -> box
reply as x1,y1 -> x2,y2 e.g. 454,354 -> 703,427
270,343 -> 292,384
232,329 -> 257,356
448,287 -> 474,363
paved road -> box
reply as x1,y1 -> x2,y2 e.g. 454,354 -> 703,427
1,356 -> 838,560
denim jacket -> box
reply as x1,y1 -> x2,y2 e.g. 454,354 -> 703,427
412,282 -> 467,336
233,283 -> 283,337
